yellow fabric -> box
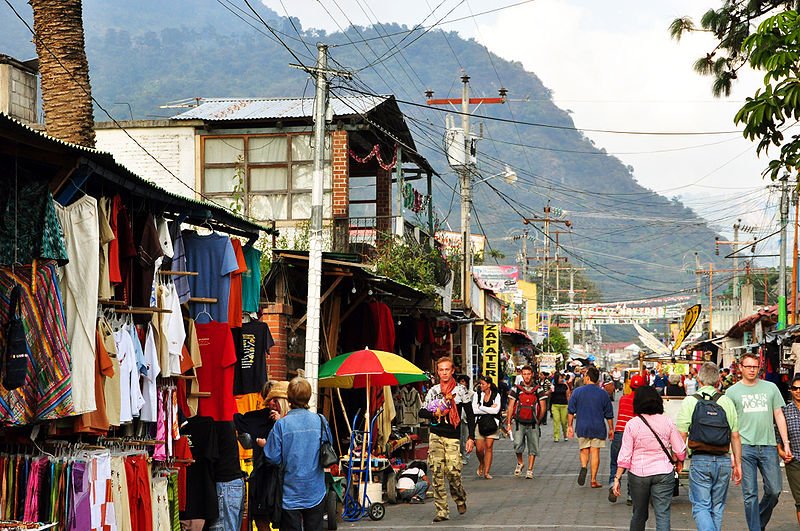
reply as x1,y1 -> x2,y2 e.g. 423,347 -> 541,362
236,393 -> 263,460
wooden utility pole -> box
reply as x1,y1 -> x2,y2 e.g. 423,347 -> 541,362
524,206 -> 571,309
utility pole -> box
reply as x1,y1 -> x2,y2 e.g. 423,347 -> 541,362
427,75 -> 506,389
513,229 -> 531,281
779,175 -> 790,330
293,44 -> 351,410
523,206 -> 571,309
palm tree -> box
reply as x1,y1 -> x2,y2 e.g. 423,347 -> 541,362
30,0 -> 95,147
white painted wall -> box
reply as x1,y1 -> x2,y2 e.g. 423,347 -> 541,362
95,125 -> 197,198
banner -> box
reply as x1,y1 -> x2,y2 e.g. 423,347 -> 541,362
483,323 -> 500,386
473,265 -> 519,294
672,304 -> 701,351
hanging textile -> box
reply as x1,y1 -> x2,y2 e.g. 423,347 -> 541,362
0,262 -> 74,424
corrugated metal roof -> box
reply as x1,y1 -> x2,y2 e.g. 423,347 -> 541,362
171,95 -> 390,121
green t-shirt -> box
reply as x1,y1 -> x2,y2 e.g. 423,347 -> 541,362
241,245 -> 262,313
726,379 -> 786,446
676,385 -> 739,435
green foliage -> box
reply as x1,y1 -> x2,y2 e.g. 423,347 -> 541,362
732,10 -> 800,179
372,236 -> 449,298
230,154 -> 246,215
542,326 -> 569,356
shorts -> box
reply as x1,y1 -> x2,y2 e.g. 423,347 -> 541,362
512,423 -> 540,456
474,428 -> 500,441
578,437 -> 606,449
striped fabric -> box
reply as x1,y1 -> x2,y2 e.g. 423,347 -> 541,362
0,261 -> 74,425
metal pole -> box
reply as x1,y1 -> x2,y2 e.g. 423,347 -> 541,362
395,147 -> 404,237
304,43 -> 328,411
522,230 -> 528,281
779,176 -> 790,330
792,192 -> 799,325
708,263 -> 713,337
427,171 -> 434,245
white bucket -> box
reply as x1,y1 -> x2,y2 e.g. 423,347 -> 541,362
366,482 -> 383,503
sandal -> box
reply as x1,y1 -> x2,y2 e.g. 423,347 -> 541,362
476,468 -> 484,478
591,481 -> 603,488
514,463 -> 523,477
484,473 -> 493,480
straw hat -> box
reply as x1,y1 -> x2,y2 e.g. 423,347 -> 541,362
265,381 -> 289,402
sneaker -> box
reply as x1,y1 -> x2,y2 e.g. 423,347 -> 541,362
410,496 -> 425,504
608,487 -> 617,503
526,469 -> 533,479
514,463 -> 523,477
433,515 -> 449,522
457,502 -> 467,514
577,466 -> 588,486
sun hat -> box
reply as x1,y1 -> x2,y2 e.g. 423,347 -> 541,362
265,380 -> 289,402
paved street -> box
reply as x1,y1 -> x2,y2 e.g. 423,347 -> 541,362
339,406 -> 799,530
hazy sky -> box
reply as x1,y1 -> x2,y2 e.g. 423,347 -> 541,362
263,0 -> 780,243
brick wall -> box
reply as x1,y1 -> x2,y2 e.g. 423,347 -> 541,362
261,303 -> 292,380
331,130 -> 349,218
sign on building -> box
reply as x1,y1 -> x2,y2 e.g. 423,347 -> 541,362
483,323 -> 500,386
473,265 -> 519,294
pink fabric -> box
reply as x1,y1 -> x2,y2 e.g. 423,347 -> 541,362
154,389 -> 167,461
617,414 -> 686,477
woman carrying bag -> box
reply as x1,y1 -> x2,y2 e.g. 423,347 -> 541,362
472,375 -> 501,479
612,386 -> 686,531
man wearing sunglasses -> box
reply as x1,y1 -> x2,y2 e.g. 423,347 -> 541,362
726,353 -> 792,531
779,374 -> 800,527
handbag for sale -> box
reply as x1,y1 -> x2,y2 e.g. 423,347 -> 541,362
319,414 -> 338,468
638,414 -> 681,497
3,284 -> 29,390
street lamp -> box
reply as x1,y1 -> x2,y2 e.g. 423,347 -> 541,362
474,165 -> 518,186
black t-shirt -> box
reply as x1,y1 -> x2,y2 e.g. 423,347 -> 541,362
180,415 -> 219,521
234,408 -> 276,470
551,382 -> 569,405
233,321 -> 274,395
214,420 -> 244,482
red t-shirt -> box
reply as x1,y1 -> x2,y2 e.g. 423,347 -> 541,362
614,392 -> 635,433
195,321 -> 238,421
227,239 -> 248,327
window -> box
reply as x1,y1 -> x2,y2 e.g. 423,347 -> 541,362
202,134 -> 332,221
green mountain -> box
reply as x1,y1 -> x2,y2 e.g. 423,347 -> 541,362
0,0 -> 725,300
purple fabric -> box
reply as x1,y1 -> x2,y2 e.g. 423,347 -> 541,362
69,461 -> 91,531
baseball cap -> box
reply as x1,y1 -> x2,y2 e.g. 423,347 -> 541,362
630,374 -> 646,389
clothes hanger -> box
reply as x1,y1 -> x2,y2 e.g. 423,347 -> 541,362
195,305 -> 213,324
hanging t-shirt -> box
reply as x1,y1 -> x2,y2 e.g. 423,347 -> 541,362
140,323 -> 160,423
168,220 -> 190,304
74,330 -> 115,434
183,231 -> 238,323
165,283 -> 186,376
99,319 -> 121,427
228,239 -> 248,327
232,321 -> 274,395
241,245 -> 262,313
195,321 -> 238,421
97,197 -> 115,300
134,214 -> 164,309
114,329 -> 140,424
113,203 -> 138,304
368,301 -> 396,352
180,416 -> 219,521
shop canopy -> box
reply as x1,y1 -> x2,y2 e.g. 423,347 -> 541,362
0,112 -> 274,240
501,326 -> 533,342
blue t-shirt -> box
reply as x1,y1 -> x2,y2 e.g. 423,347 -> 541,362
241,245 -> 262,313
654,374 -> 668,388
264,408 -> 332,510
567,384 -> 614,439
183,231 -> 239,323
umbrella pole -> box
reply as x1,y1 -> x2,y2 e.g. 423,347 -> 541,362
365,374 -> 371,486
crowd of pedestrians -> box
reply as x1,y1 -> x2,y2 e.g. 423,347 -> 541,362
228,344 -> 800,531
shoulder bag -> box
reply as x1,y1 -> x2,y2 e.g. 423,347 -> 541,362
319,414 -> 338,468
638,414 -> 680,496
3,284 -> 29,390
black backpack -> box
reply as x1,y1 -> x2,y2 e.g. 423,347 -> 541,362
688,392 -> 731,455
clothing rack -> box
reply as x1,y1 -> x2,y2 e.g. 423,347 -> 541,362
188,297 -> 217,304
158,270 -> 198,276
114,307 -> 172,315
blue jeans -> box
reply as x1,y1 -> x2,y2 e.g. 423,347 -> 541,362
689,453 -> 732,531
609,431 -> 623,484
208,477 -> 245,531
741,444 -> 782,531
397,480 -> 429,501
628,472 -> 674,531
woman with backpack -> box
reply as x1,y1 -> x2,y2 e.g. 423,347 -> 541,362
472,375 -> 501,479
612,386 -> 686,531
